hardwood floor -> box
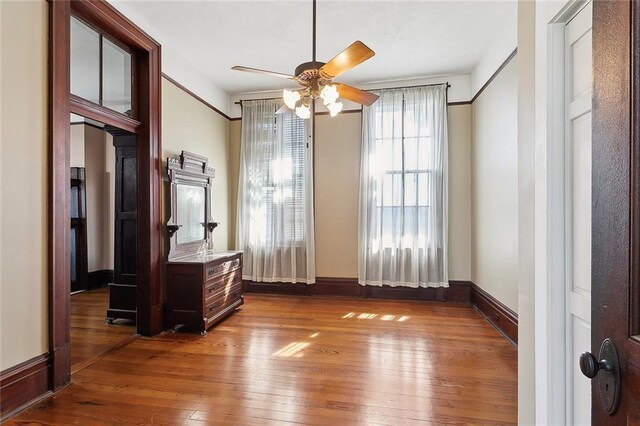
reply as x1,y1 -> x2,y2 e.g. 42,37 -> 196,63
7,294 -> 517,425
70,288 -> 135,370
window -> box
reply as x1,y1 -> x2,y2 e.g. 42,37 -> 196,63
260,113 -> 307,243
375,104 -> 433,247
237,99 -> 315,284
359,85 -> 448,288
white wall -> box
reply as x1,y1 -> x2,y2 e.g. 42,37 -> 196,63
0,0 -> 48,370
448,106 -> 473,280
472,13 -> 518,96
69,124 -> 115,273
70,125 -> 86,167
314,113 -> 362,278
471,58 -> 519,312
162,78 -> 231,251
104,133 -> 115,270
84,126 -> 113,272
518,0 -> 536,423
110,1 -> 230,117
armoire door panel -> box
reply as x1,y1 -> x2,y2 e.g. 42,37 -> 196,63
108,132 -> 137,321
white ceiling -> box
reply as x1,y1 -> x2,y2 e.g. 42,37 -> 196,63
111,0 -> 516,95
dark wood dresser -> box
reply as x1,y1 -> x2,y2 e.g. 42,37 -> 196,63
166,251 -> 243,334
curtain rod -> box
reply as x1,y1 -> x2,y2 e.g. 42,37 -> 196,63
235,96 -> 282,105
234,82 -> 450,105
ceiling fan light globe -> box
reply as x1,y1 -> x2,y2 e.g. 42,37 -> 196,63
327,101 -> 343,117
320,84 -> 339,105
283,89 -> 301,109
295,104 -> 311,119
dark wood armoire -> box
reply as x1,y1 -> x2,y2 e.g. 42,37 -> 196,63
106,128 -> 137,323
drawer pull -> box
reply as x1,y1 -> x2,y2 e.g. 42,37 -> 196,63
207,285 -> 217,293
208,303 -> 220,312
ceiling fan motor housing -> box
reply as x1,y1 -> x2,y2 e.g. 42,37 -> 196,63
295,61 -> 326,80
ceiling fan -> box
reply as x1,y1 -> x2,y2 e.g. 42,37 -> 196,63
231,0 -> 379,119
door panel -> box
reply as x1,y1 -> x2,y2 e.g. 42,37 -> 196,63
591,0 -> 640,422
565,3 -> 593,423
107,132 -> 137,322
573,316 -> 591,426
113,139 -> 137,285
571,113 -> 592,296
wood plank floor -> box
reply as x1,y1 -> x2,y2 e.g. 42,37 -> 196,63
70,288 -> 135,369
7,294 -> 517,425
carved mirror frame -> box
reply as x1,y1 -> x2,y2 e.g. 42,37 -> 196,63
166,151 -> 217,260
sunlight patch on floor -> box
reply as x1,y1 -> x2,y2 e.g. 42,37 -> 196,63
342,312 -> 410,322
272,342 -> 310,358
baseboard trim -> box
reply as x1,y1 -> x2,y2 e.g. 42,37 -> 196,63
314,277 -> 363,297
243,281 -> 313,295
0,353 -> 51,421
87,269 -> 114,289
244,278 -> 471,302
469,282 -> 518,346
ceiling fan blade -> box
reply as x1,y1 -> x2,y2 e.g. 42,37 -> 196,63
319,41 -> 375,79
231,66 -> 294,79
336,83 -> 379,106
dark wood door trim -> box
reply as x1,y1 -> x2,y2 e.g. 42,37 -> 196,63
48,0 -> 72,392
70,94 -> 141,134
49,0 -> 163,392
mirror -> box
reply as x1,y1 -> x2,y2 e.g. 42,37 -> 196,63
176,184 -> 206,244
166,151 -> 216,260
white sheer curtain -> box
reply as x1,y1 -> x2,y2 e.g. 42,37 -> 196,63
236,99 -> 315,284
358,84 -> 448,288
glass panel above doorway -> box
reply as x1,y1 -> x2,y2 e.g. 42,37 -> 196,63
70,16 -> 133,117
71,17 -> 100,104
102,38 -> 132,115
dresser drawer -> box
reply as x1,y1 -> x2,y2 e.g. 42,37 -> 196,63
203,269 -> 242,301
205,284 -> 243,319
205,257 -> 242,280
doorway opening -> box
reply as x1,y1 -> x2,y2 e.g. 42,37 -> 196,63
49,0 -> 163,390
68,115 -> 138,372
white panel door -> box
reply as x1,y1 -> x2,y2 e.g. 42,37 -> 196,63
565,3 -> 592,425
